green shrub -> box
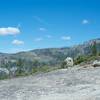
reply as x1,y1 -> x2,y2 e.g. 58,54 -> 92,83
74,55 -> 88,65
90,41 -> 97,56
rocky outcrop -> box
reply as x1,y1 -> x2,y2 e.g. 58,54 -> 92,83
64,57 -> 74,67
0,68 -> 9,79
0,67 -> 100,100
92,60 -> 100,67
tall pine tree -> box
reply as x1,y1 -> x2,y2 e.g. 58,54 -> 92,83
91,40 -> 97,56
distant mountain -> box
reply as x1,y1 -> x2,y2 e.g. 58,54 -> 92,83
0,38 -> 100,67
0,38 -> 100,78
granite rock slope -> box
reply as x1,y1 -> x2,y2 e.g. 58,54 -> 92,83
0,66 -> 100,100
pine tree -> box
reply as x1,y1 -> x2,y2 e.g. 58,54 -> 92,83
91,40 -> 97,56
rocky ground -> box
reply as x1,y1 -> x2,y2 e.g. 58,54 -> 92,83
0,66 -> 100,100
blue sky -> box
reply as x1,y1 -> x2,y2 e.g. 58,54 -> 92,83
0,0 -> 100,53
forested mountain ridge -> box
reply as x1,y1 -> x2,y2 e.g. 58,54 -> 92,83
0,38 -> 100,66
0,38 -> 100,79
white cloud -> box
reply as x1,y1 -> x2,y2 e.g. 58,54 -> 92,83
39,27 -> 46,31
61,36 -> 71,40
0,27 -> 20,36
82,19 -> 89,24
12,40 -> 24,45
34,38 -> 43,42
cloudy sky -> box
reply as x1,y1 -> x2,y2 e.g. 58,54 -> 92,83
0,0 -> 100,53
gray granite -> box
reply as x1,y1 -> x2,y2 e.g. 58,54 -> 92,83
0,66 -> 100,100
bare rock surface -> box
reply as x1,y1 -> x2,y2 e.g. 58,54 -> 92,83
0,66 -> 100,100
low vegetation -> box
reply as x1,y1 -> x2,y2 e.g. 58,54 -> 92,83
74,41 -> 100,65
0,58 -> 60,79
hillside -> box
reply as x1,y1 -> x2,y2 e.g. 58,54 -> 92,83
1,38 -> 100,65
0,38 -> 100,78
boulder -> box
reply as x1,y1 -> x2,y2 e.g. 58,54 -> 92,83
62,57 -> 74,68
0,68 -> 9,79
92,60 -> 100,67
